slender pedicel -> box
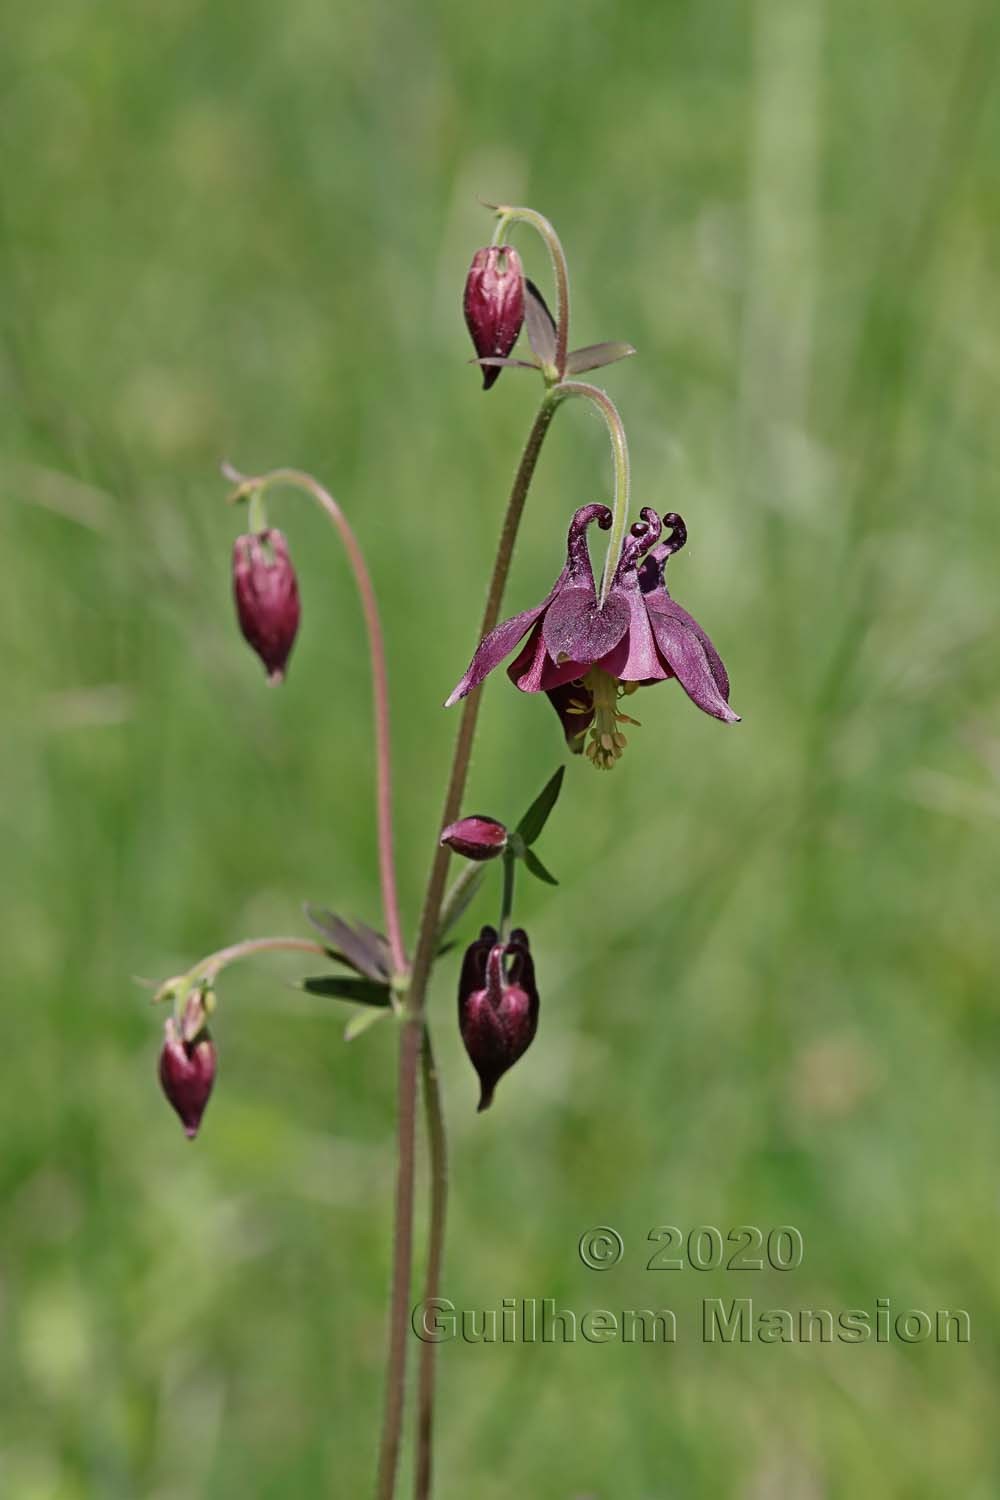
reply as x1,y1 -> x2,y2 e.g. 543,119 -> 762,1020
223,466 -> 407,978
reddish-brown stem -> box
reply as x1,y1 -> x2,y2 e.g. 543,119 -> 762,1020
413,1026 -> 447,1500
224,465 -> 407,977
374,391 -> 560,1500
194,935 -> 328,984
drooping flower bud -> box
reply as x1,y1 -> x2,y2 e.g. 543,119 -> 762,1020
232,529 -> 301,683
440,815 -> 508,862
458,926 -> 538,1111
159,1014 -> 217,1139
463,246 -> 525,390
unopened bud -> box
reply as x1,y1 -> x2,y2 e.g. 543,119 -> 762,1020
440,815 -> 508,862
463,246 -> 525,390
458,926 -> 538,1111
232,528 -> 300,682
159,1016 -> 217,1139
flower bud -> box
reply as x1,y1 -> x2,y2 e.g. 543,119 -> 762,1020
232,528 -> 301,682
440,815 -> 508,862
458,926 -> 538,1111
159,1015 -> 217,1139
463,246 -> 525,390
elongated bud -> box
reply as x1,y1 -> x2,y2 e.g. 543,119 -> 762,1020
440,815 -> 508,862
232,529 -> 300,682
159,1015 -> 217,1139
463,246 -> 525,390
458,926 -> 539,1111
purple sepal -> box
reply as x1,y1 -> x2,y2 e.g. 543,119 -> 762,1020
446,505 -> 611,706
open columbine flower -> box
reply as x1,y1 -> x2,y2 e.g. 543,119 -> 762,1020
446,504 -> 739,768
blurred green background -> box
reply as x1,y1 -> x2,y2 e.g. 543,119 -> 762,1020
3,0 -> 999,1495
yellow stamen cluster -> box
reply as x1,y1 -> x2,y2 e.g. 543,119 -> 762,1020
570,667 -> 641,770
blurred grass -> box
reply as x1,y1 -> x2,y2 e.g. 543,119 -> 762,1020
3,0 -> 1000,1495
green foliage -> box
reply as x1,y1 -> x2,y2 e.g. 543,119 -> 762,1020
3,0 -> 1000,1495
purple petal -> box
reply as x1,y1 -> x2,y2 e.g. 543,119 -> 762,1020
542,588 -> 630,665
645,597 -> 739,723
598,578 -> 666,683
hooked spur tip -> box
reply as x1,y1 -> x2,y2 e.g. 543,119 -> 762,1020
476,1085 -> 495,1113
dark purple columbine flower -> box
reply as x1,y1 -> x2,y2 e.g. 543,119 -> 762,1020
463,246 -> 525,391
233,528 -> 301,683
446,505 -> 739,768
159,1014 -> 217,1139
440,815 -> 508,862
458,925 -> 539,1112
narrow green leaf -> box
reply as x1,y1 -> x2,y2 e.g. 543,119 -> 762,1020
522,846 -> 559,886
344,1008 -> 391,1042
437,863 -> 489,942
515,766 -> 565,846
565,341 -> 636,375
299,975 -> 392,1006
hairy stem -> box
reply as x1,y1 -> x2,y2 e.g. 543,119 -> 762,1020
376,390 -> 560,1500
492,206 -> 571,377
162,935 -> 328,995
413,1027 -> 447,1500
550,382 -> 631,601
223,464 -> 408,977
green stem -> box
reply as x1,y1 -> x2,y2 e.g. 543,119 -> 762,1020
551,381 -> 631,602
498,852 -> 516,943
492,206 -> 571,378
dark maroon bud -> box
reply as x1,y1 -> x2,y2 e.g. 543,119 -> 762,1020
159,1015 -> 217,1139
440,815 -> 508,862
232,528 -> 300,683
463,246 -> 525,390
458,926 -> 539,1111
